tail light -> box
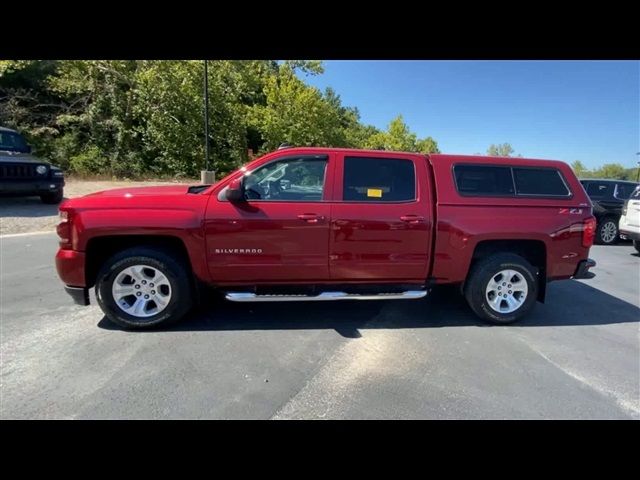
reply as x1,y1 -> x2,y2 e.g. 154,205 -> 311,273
622,201 -> 627,216
582,217 -> 596,248
57,209 -> 72,249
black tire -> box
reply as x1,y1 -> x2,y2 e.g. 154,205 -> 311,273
40,188 -> 64,204
95,246 -> 193,329
595,217 -> 619,245
464,253 -> 539,325
634,240 -> 640,254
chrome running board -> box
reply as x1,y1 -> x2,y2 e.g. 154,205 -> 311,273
225,290 -> 427,303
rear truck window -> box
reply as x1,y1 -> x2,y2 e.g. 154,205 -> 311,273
454,164 -> 572,198
454,165 -> 514,196
343,157 -> 415,202
513,167 -> 570,197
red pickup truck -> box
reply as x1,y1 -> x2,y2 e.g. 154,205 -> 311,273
55,147 -> 597,329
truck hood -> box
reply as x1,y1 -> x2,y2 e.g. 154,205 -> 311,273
61,183 -> 210,214
82,184 -> 193,198
0,151 -> 47,164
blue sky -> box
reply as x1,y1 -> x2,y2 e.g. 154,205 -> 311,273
300,61 -> 639,169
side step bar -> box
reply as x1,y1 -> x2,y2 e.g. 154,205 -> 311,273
225,290 -> 427,303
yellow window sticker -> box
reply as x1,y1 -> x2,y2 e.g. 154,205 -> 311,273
367,188 -> 383,198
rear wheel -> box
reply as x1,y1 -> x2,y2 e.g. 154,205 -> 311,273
464,253 -> 538,324
634,240 -> 640,254
596,218 -> 619,245
95,247 -> 193,329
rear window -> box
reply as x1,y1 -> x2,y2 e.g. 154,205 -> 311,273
632,187 -> 640,200
454,165 -> 514,196
343,157 -> 415,202
454,164 -> 571,198
513,168 -> 570,196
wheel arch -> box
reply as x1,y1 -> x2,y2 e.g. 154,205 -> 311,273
465,239 -> 547,302
85,235 -> 193,289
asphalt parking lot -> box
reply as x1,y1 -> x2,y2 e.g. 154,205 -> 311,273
1,233 -> 638,419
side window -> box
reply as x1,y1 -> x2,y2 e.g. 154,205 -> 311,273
631,186 -> 640,200
243,157 -> 328,202
513,168 -> 570,196
454,165 -> 514,196
586,182 -> 611,199
614,183 -> 636,200
343,157 -> 415,202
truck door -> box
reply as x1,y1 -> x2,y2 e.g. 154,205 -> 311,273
204,154 -> 333,283
329,153 -> 432,282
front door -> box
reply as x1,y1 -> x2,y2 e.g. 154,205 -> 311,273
329,153 -> 432,282
204,154 -> 333,283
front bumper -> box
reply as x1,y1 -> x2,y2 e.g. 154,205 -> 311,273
55,248 -> 90,305
0,178 -> 64,195
572,258 -> 596,279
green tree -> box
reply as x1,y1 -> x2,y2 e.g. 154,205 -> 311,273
363,115 -> 440,153
248,64 -> 346,152
487,143 -> 516,157
416,136 -> 440,154
592,163 -> 628,180
570,160 -> 590,178
1,60 -> 444,178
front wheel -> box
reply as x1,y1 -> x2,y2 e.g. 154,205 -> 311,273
596,218 -> 619,245
464,253 -> 538,325
634,240 -> 640,254
95,247 -> 193,329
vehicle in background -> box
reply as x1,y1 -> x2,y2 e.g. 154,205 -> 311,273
579,178 -> 640,245
0,126 -> 65,204
619,185 -> 640,253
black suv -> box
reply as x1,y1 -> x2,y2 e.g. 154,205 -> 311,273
580,178 -> 640,245
0,127 -> 65,204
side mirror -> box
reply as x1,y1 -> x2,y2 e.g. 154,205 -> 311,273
25,145 -> 32,154
225,177 -> 245,202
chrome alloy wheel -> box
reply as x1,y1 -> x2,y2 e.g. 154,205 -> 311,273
600,221 -> 617,244
111,265 -> 172,318
485,269 -> 528,314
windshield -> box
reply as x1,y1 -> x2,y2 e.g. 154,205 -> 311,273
0,131 -> 30,153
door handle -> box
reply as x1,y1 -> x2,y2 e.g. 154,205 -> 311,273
298,213 -> 323,223
400,215 -> 425,224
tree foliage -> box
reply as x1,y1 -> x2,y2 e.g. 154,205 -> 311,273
571,161 -> 637,181
487,143 -> 517,157
1,60 -> 437,178
363,115 -> 440,153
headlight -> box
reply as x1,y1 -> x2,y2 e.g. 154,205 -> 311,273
36,165 -> 47,175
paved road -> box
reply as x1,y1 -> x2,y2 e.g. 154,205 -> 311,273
1,233 -> 638,419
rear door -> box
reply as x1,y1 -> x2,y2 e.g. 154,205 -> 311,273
624,187 -> 640,227
586,181 -> 623,216
328,152 -> 432,282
